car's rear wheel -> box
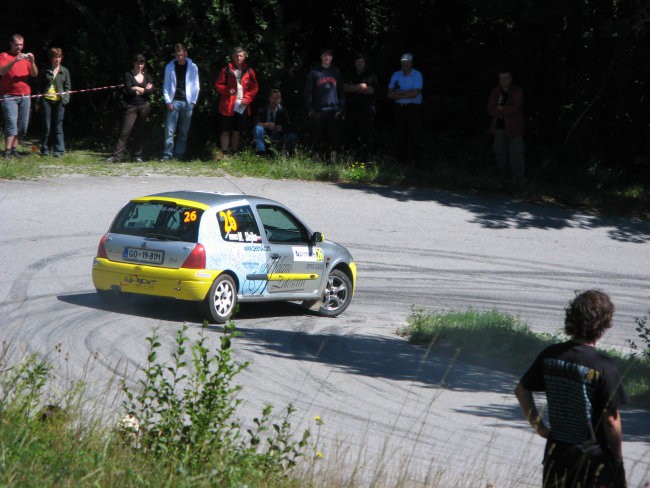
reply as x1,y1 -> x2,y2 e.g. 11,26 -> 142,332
200,274 -> 238,324
314,269 -> 352,317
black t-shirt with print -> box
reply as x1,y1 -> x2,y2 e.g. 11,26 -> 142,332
520,341 -> 629,458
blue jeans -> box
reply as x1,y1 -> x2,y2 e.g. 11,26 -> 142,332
253,125 -> 297,153
494,130 -> 525,181
163,100 -> 193,159
1,95 -> 31,137
41,99 -> 66,155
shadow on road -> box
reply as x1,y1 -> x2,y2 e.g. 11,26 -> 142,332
232,325 -> 650,441
57,292 -> 315,323
233,325 -> 517,395
336,183 -> 650,244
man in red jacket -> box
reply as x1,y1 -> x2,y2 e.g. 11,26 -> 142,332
487,70 -> 525,182
215,47 -> 259,156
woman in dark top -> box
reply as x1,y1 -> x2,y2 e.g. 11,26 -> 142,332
107,53 -> 154,162
40,47 -> 71,157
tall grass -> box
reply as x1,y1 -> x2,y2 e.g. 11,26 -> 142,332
398,307 -> 650,406
0,323 -> 310,487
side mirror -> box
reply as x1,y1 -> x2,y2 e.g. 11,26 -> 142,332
311,232 -> 324,243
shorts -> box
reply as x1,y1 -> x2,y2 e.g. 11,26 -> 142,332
220,112 -> 248,133
1,95 -> 31,137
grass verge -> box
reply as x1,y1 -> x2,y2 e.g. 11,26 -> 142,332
1,142 -> 647,218
397,307 -> 650,407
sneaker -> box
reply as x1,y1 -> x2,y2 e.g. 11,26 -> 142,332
10,149 -> 22,158
105,156 -> 119,163
133,157 -> 143,163
160,156 -> 172,162
53,154 -> 62,158
3,151 -> 10,160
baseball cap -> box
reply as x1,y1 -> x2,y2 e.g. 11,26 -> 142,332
400,53 -> 413,62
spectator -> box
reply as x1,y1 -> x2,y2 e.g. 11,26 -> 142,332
343,53 -> 377,160
515,290 -> 628,488
388,53 -> 423,165
0,34 -> 38,159
215,46 -> 259,156
305,48 -> 344,161
253,88 -> 297,156
40,47 -> 71,158
107,54 -> 154,163
487,70 -> 525,181
162,43 -> 199,161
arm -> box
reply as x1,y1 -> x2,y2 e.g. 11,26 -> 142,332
143,73 -> 154,95
487,89 -> 500,117
336,70 -> 345,113
214,68 -> 229,96
188,64 -> 199,105
604,409 -> 623,461
515,382 -> 551,439
29,54 -> 38,77
305,71 -> 313,114
162,65 -> 172,105
62,68 -> 72,105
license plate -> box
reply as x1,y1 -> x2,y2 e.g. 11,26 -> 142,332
123,247 -> 164,265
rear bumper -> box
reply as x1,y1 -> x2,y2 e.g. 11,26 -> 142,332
92,258 -> 220,301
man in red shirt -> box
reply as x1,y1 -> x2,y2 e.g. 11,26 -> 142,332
487,70 -> 525,182
0,34 -> 38,158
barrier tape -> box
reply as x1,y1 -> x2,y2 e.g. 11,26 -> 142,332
0,84 -> 125,102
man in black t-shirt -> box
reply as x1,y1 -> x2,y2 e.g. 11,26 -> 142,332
343,53 -> 377,160
515,290 -> 628,488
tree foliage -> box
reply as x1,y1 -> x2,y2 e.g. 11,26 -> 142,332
1,0 -> 648,181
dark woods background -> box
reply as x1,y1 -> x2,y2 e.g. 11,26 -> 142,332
2,0 -> 649,187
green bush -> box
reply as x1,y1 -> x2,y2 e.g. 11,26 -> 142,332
399,307 -> 650,406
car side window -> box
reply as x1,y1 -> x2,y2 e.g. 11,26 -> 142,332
217,205 -> 262,243
256,205 -> 308,244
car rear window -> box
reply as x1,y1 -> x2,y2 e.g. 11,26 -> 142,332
110,201 -> 204,242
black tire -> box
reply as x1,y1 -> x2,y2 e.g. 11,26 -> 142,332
316,269 -> 353,318
200,274 -> 238,324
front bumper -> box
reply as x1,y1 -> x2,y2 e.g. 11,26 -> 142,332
92,258 -> 220,301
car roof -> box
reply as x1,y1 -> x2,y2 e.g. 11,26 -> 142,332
135,191 -> 283,208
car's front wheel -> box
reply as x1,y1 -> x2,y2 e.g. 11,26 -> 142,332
314,269 -> 352,317
200,274 -> 238,324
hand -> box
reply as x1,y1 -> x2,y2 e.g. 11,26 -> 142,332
145,83 -> 153,90
26,53 -> 35,62
230,88 -> 236,95
267,121 -> 276,131
335,111 -> 342,118
167,103 -> 174,112
536,423 -> 551,439
275,125 -> 282,133
358,83 -> 367,90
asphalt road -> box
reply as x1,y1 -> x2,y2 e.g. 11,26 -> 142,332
1,176 -> 649,487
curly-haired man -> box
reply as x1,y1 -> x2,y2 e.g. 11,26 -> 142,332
515,290 -> 628,488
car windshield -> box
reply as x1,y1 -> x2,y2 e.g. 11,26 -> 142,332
110,201 -> 203,242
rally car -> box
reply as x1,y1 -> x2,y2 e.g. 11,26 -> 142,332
92,191 -> 356,323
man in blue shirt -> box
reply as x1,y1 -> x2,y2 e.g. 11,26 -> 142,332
388,53 -> 423,164
305,48 -> 344,161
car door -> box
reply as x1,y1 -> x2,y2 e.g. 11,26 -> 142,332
255,205 -> 325,295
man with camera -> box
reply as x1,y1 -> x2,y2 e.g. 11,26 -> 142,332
0,34 -> 38,159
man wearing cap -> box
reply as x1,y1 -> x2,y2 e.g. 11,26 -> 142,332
305,48 -> 345,161
0,34 -> 38,159
388,53 -> 423,165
